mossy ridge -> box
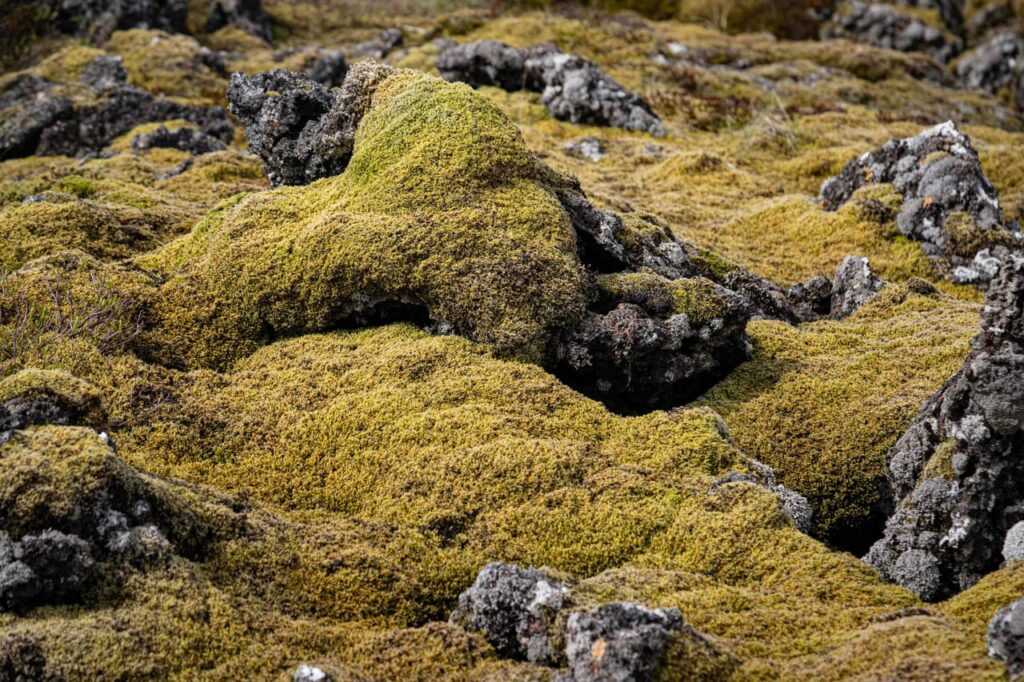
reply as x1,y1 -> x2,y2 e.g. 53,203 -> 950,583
142,69 -> 590,369
699,285 -> 979,547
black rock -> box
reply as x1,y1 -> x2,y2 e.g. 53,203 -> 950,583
830,256 -> 884,318
50,0 -> 188,41
450,562 -> 570,665
273,46 -> 350,88
0,63 -> 233,160
823,2 -> 961,62
787,275 -> 834,321
348,28 -> 404,60
227,62 -> 393,187
0,530 -> 95,613
866,255 -> 1024,600
206,0 -> 273,43
989,596 -> 1024,679
438,41 -> 665,136
820,121 -> 1020,287
562,602 -> 683,682
131,125 -> 227,155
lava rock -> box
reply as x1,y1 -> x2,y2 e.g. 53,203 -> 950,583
956,30 -> 1024,103
50,0 -> 188,41
79,55 -> 129,91
966,3 -> 1017,41
438,41 -> 665,136
823,2 -> 961,62
562,602 -> 683,682
0,635 -> 62,682
227,62 -> 393,187
272,47 -> 350,87
450,562 -> 570,665
294,665 -> 333,682
0,67 -> 233,160
564,136 -> 605,162
787,275 -> 834,321
131,125 -> 227,155
349,28 -> 404,60
820,121 -> 1020,287
866,255 -> 1024,600
893,0 -> 965,38
206,0 -> 273,43
831,256 -> 884,318
0,530 -> 95,613
1004,521 -> 1024,562
989,596 -> 1024,678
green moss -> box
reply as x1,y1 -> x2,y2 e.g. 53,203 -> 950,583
598,272 -> 729,324
922,439 -> 959,481
106,29 -> 229,106
141,69 -> 590,369
699,285 -> 978,545
0,368 -> 105,425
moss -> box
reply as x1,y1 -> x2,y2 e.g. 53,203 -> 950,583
106,29 -> 229,105
922,439 -> 959,481
0,368 -> 106,427
699,285 -> 978,546
598,271 -> 729,324
141,69 -> 590,369
675,0 -> 831,39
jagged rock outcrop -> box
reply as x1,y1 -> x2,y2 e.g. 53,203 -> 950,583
823,2 -> 961,62
227,63 -> 393,187
956,30 -> 1024,110
206,0 -> 273,43
453,563 -> 732,680
131,125 -> 227,155
49,0 -> 188,41
820,121 -> 1021,287
989,596 -> 1024,679
438,41 -> 665,136
866,255 -> 1024,600
0,57 -> 232,160
450,562 -> 570,665
561,603 -> 686,682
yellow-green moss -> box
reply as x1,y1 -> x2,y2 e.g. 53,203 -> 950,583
699,285 -> 978,545
598,271 -> 729,324
922,439 -> 959,481
106,29 -> 228,105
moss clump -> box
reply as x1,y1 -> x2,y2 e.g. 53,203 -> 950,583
142,69 -> 590,369
105,30 -> 229,105
597,272 -> 729,324
699,285 -> 978,548
0,368 -> 106,427
922,439 -> 959,481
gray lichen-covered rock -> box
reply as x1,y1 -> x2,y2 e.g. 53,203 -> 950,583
79,55 -> 129,91
0,60 -> 233,160
831,256 -> 884,318
438,41 -> 665,136
0,530 -> 95,613
131,125 -> 227,155
450,562 -> 570,665
1004,521 -> 1024,563
989,596 -> 1024,679
564,136 -> 605,162
956,30 -> 1024,110
820,121 -> 1021,287
823,2 -> 961,62
561,602 -> 684,682
206,0 -> 273,43
866,255 -> 1024,600
227,63 -> 393,187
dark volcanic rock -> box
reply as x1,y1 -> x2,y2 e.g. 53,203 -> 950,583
0,635 -> 62,682
831,256 -> 884,318
450,562 -> 570,665
956,30 -> 1024,104
51,0 -> 188,41
823,2 -> 961,62
989,596 -> 1024,678
131,125 -> 228,155
349,28 -> 405,60
866,255 -> 1024,600
0,530 -> 96,613
438,41 -> 665,136
787,275 -> 834,321
206,0 -> 273,43
820,121 -> 1021,287
561,602 -> 684,682
227,63 -> 393,187
273,47 -> 350,88
0,61 -> 233,160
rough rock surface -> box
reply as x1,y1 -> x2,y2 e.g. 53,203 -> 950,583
50,0 -> 188,41
564,136 -> 605,162
561,602 -> 684,682
830,256 -> 884,318
206,0 -> 273,43
956,30 -> 1024,109
348,28 -> 404,60
0,59 -> 232,160
820,121 -> 1021,286
438,41 -> 665,136
131,125 -> 227,155
227,63 -> 392,187
989,596 -> 1024,679
450,562 -> 570,665
274,47 -> 349,88
866,255 -> 1024,600
0,530 -> 95,612
823,2 -> 961,62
